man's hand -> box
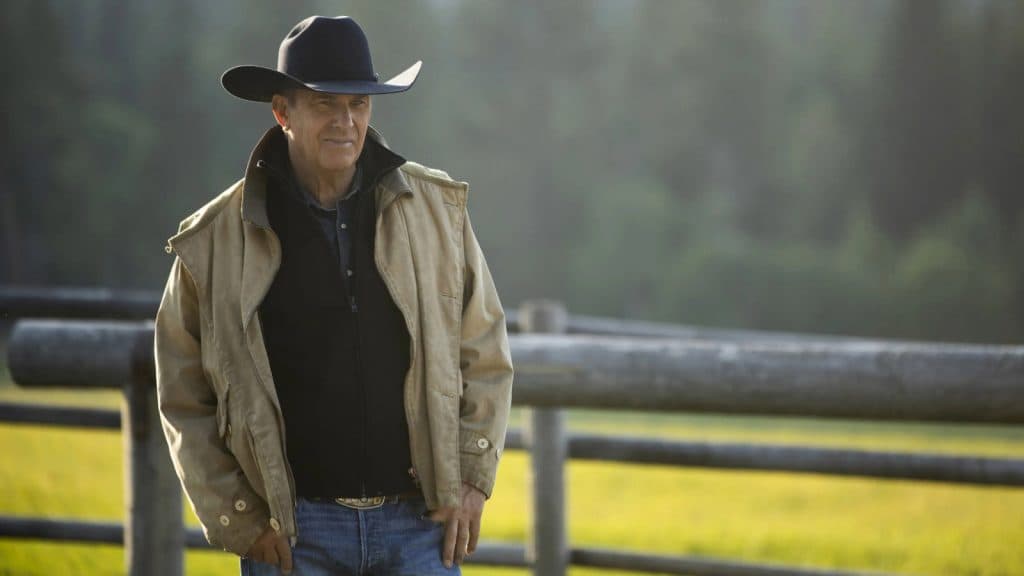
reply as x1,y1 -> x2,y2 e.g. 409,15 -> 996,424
245,526 -> 293,574
430,482 -> 487,568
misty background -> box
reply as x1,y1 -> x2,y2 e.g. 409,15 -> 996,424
2,0 -> 1022,344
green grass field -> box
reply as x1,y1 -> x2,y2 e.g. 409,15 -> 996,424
1,372 -> 1022,576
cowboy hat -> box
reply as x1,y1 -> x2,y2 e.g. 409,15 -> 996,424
221,15 -> 421,102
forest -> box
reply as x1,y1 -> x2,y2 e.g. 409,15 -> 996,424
2,0 -> 1022,344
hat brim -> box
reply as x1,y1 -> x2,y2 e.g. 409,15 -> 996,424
222,60 -> 421,102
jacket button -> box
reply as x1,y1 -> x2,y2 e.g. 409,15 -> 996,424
269,517 -> 281,532
164,245 -> 173,254
219,515 -> 230,526
234,499 -> 247,512
476,438 -> 490,449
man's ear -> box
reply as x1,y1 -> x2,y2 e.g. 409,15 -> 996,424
271,94 -> 289,129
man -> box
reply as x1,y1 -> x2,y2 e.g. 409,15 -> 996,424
155,15 -> 513,575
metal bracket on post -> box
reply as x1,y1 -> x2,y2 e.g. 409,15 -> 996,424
520,300 -> 569,576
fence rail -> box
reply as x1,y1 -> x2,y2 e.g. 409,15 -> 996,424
0,510 -> 905,576
2,288 -> 1023,576
2,404 -> 1020,487
0,284 -> 898,342
0,402 -> 120,429
11,320 -> 1022,424
0,285 -> 160,320
510,334 -> 1024,423
0,514 -> 525,564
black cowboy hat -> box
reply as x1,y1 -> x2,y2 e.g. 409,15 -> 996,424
222,15 -> 421,102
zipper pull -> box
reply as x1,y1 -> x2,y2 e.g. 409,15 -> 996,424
349,295 -> 358,313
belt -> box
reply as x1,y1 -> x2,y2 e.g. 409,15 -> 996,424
317,491 -> 422,510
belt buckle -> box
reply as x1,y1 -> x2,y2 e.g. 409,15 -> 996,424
334,496 -> 386,510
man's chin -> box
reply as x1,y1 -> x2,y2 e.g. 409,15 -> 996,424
318,158 -> 358,174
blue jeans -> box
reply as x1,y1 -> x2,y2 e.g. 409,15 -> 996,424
240,497 -> 460,576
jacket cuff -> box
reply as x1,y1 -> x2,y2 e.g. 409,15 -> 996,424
201,486 -> 271,555
214,512 -> 269,557
459,431 -> 500,499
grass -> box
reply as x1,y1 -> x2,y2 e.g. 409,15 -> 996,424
0,374 -> 1022,575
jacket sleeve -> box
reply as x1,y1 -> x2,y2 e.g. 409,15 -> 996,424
458,210 -> 514,498
154,256 -> 269,555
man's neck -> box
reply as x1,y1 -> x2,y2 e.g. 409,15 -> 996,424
288,147 -> 357,208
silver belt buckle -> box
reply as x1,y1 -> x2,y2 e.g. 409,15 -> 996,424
334,496 -> 386,510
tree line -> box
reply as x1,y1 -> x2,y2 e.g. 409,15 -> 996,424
2,0 -> 1022,343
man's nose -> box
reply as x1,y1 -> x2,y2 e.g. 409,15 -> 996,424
331,108 -> 355,128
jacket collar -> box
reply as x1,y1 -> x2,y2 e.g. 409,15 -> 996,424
241,124 -> 412,230
238,125 -> 410,334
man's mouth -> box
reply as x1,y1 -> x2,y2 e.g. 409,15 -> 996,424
324,137 -> 354,147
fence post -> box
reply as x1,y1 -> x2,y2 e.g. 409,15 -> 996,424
520,300 -> 569,576
8,320 -> 186,574
124,326 -> 184,576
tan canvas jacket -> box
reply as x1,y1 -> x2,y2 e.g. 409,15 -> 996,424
154,126 -> 514,555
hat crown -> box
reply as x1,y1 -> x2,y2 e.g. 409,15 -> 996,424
277,16 -> 377,84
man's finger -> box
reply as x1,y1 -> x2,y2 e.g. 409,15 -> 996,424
264,545 -> 279,566
442,517 -> 459,568
455,519 -> 470,564
467,516 -> 480,555
276,537 -> 293,574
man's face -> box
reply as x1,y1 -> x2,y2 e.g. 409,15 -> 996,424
274,89 -> 372,175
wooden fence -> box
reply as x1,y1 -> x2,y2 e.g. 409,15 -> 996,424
1,286 -> 1023,576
